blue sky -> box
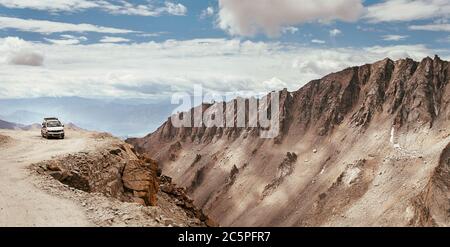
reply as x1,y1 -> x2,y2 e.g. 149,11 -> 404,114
1,0 -> 448,48
0,0 -> 449,99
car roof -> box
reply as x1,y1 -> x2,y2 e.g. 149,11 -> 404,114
44,117 -> 59,121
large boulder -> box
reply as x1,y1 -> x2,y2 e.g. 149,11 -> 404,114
123,157 -> 159,206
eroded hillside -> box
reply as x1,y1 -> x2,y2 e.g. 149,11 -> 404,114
0,129 -> 214,227
128,56 -> 450,226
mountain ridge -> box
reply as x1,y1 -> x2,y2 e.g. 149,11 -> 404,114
127,56 -> 450,226
0,119 -> 23,130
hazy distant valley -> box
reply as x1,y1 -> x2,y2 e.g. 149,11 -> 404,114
0,97 -> 176,137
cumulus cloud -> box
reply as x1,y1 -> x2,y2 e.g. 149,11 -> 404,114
100,36 -> 131,43
0,16 -> 136,34
217,0 -> 364,37
163,2 -> 187,16
365,0 -> 450,23
0,0 -> 188,17
382,35 -> 408,41
1,37 -> 44,66
200,6 -> 215,19
7,51 -> 44,66
0,37 -> 445,99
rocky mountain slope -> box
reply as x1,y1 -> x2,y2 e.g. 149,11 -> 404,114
127,56 -> 450,226
30,133 -> 215,227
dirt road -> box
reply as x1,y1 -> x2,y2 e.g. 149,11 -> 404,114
0,129 -> 95,226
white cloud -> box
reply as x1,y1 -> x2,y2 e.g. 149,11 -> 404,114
356,25 -> 381,32
261,77 -> 288,91
7,50 -> 44,66
45,34 -> 88,45
0,0 -> 97,12
365,0 -> 450,23
382,35 -> 408,41
100,36 -> 131,43
0,37 -> 445,99
138,32 -> 165,37
163,2 -> 187,16
101,1 -> 187,16
409,23 -> 450,32
311,39 -> 326,44
329,28 -> 342,37
200,6 -> 215,19
0,16 -> 136,34
45,38 -> 81,45
217,0 -> 364,37
282,26 -> 299,34
100,2 -> 161,16
363,45 -> 433,59
1,37 -> 44,66
0,0 -> 188,17
61,34 -> 88,41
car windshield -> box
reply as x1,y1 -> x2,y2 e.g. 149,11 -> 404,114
47,121 -> 62,127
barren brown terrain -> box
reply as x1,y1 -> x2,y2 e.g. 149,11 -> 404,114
128,56 -> 450,226
0,129 -> 94,226
0,129 -> 210,226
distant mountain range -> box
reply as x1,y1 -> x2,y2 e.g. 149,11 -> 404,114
0,97 -> 176,137
0,119 -> 48,131
0,119 -> 23,129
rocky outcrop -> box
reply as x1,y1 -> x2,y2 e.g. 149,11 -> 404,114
127,56 -> 450,227
262,152 -> 297,199
122,155 -> 159,206
34,142 -> 159,206
410,141 -> 450,226
32,138 -> 215,226
159,175 -> 218,227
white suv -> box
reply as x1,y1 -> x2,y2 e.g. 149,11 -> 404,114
41,117 -> 65,139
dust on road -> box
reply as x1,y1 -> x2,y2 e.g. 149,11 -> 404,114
0,129 -> 97,226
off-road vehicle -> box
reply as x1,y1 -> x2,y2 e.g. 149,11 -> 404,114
41,117 -> 65,139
